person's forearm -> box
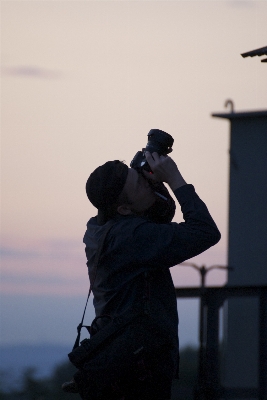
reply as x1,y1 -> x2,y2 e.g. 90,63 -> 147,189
174,184 -> 221,246
168,173 -> 187,192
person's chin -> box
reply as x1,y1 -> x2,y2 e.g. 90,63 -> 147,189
131,198 -> 156,216
131,207 -> 148,216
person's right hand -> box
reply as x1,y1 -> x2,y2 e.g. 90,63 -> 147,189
143,151 -> 187,191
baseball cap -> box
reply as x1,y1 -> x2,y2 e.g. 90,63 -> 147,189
86,160 -> 128,210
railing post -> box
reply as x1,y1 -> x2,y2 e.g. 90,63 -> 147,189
259,287 -> 267,400
204,289 -> 222,400
194,287 -> 207,400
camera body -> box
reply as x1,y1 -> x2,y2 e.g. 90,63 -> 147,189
130,129 -> 174,172
130,129 -> 176,223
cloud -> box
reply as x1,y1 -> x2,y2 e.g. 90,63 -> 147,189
0,238 -> 83,260
1,271 -> 65,285
0,269 -> 84,286
1,65 -> 62,79
0,238 -> 87,295
0,247 -> 40,259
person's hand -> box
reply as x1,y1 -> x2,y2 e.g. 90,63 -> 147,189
143,152 -> 187,191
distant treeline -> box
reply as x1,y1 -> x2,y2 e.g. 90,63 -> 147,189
0,346 -> 198,400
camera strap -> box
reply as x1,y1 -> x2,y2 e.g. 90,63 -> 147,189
73,220 -> 115,350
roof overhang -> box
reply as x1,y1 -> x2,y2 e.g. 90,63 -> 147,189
212,110 -> 267,120
241,46 -> 267,63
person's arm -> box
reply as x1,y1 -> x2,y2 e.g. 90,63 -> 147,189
133,152 -> 221,268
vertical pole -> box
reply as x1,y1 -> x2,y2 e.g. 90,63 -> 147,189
195,267 -> 207,400
205,290 -> 221,400
195,288 -> 206,399
259,288 -> 267,400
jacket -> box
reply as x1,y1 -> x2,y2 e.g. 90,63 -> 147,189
83,184 -> 221,350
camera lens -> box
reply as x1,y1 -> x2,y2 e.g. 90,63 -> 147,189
145,129 -> 174,156
130,129 -> 174,172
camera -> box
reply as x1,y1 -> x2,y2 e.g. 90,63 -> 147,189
130,129 -> 174,172
130,129 -> 176,223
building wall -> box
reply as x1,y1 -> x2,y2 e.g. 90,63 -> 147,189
213,111 -> 267,399
228,117 -> 267,286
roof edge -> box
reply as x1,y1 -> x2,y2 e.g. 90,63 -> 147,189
211,110 -> 267,120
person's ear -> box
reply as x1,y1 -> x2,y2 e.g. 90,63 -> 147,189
117,204 -> 132,216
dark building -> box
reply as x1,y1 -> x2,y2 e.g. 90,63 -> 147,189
212,108 -> 267,399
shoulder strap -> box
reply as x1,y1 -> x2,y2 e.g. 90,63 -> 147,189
73,220 -> 115,350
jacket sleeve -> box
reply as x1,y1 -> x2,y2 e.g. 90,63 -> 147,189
132,184 -> 221,269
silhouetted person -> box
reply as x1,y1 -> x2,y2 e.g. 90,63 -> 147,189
63,150 -> 221,399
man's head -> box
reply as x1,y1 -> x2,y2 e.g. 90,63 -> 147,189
86,160 -> 156,223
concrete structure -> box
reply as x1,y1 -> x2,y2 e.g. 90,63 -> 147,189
212,109 -> 267,398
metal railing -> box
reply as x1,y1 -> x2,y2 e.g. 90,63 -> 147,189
175,285 -> 267,400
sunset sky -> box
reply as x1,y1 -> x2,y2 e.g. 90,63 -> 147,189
1,0 -> 267,349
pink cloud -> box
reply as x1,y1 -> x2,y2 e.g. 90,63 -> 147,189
1,65 -> 62,79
